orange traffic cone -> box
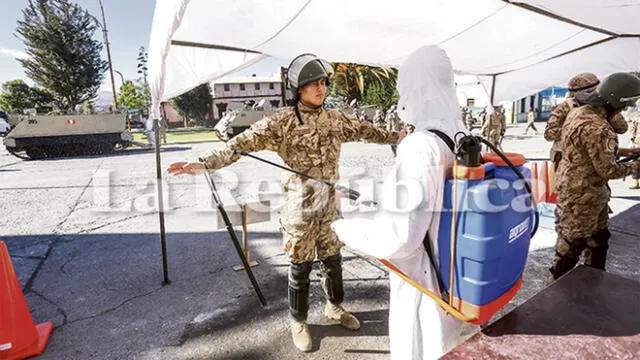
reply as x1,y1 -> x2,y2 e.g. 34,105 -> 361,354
547,161 -> 557,203
539,161 -> 550,203
0,241 -> 52,360
531,162 -> 539,203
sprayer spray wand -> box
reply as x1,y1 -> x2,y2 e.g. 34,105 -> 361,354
232,150 -> 376,205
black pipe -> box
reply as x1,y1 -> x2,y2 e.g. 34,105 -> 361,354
232,150 -> 361,201
203,166 -> 267,307
618,152 -> 640,163
475,136 -> 540,237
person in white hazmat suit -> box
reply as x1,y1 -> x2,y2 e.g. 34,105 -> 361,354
331,45 -> 479,360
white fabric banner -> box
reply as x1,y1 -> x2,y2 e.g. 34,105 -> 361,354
148,0 -> 640,113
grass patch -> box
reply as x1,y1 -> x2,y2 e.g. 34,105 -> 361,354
133,130 -> 220,143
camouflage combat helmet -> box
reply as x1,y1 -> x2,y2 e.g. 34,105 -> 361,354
568,72 -> 600,96
286,54 -> 333,95
596,72 -> 640,110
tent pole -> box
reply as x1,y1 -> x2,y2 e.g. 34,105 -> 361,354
280,67 -> 287,107
155,107 -> 170,285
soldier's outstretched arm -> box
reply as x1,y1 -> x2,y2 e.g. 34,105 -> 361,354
340,111 -> 399,144
198,114 -> 283,170
581,122 -> 640,180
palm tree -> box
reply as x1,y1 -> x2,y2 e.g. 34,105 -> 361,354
330,63 -> 397,103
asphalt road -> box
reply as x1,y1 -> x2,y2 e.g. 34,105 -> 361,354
1,122 -> 638,359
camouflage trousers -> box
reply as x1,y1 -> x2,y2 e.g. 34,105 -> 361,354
487,128 -> 502,148
551,193 -> 610,279
280,181 -> 342,263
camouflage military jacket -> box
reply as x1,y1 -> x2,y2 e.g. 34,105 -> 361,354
557,105 -> 639,195
199,102 -> 399,184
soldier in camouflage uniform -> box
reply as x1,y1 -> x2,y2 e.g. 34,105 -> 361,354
373,108 -> 385,128
481,105 -> 506,150
628,112 -> 640,189
167,54 -> 401,352
550,73 -> 640,280
544,72 -> 628,172
462,107 -> 474,131
385,104 -> 405,156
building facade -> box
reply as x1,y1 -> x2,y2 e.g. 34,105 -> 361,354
211,74 -> 291,119
513,86 -> 568,123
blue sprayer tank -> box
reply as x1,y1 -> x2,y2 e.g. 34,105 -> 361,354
435,152 -> 534,324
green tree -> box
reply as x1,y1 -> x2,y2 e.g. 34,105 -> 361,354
16,0 -> 108,112
330,63 -> 397,103
362,82 -> 399,113
117,80 -> 150,110
0,79 -> 54,114
81,100 -> 94,114
171,84 -> 213,125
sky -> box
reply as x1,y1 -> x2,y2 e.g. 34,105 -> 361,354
0,0 -> 286,93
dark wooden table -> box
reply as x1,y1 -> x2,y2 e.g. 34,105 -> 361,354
442,266 -> 640,359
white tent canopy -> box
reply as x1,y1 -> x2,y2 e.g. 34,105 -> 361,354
148,0 -> 640,117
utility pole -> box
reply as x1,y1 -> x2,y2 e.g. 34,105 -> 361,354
98,0 -> 118,111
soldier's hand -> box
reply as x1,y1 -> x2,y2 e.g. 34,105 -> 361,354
167,161 -> 206,176
398,128 -> 408,144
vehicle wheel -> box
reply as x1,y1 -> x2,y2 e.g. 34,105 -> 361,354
26,147 -> 46,160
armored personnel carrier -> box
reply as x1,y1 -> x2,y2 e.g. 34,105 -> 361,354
214,109 -> 277,139
3,113 -> 134,159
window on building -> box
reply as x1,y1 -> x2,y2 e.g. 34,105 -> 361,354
223,84 -> 230,91
239,84 -> 245,91
269,83 -> 275,90
255,83 -> 260,90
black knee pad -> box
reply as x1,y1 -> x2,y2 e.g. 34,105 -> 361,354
587,228 -> 611,271
288,261 -> 313,320
320,254 -> 344,304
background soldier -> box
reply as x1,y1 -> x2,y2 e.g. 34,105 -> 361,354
463,107 -> 474,131
386,104 -> 405,156
544,72 -> 628,171
373,108 -> 385,128
523,108 -> 538,135
550,72 -> 640,280
481,105 -> 505,151
629,111 -> 640,189
167,54 -> 403,352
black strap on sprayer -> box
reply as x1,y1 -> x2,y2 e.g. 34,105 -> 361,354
202,163 -> 267,307
424,130 -> 541,300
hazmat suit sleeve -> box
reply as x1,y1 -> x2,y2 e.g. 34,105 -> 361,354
198,113 -> 284,169
340,111 -> 400,145
331,133 -> 442,260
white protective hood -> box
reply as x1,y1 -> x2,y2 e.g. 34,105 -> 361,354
396,46 -> 468,138
332,46 -> 478,360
